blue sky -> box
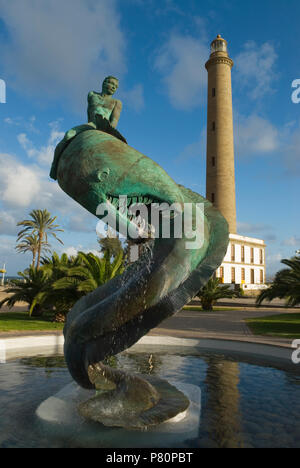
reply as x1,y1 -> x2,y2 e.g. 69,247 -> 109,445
0,0 -> 299,278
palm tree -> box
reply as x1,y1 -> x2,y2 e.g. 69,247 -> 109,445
197,276 -> 237,311
256,255 -> 300,307
33,250 -> 125,321
53,250 -> 125,295
97,226 -> 124,260
16,233 -> 51,268
35,252 -> 82,321
17,209 -> 64,269
0,249 -> 125,320
0,266 -> 52,316
98,235 -> 124,260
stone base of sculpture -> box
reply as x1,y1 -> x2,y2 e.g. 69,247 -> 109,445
36,380 -> 201,448
79,375 -> 189,429
72,362 -> 189,429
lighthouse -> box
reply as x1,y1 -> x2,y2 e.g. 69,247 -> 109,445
205,34 -> 236,234
205,35 -> 266,291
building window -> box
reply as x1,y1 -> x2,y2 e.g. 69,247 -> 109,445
212,156 -> 215,167
231,267 -> 235,283
212,121 -> 215,131
219,266 -> 224,283
231,243 -> 235,262
260,270 -> 264,283
212,87 -> 216,97
251,269 -> 255,284
250,247 -> 254,264
260,249 -> 263,265
211,193 -> 215,203
241,268 -> 245,282
241,246 -> 245,262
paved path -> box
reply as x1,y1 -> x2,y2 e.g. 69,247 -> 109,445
149,307 -> 299,348
1,303 -> 299,348
192,297 -> 293,308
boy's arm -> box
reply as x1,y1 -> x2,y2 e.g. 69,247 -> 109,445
110,99 -> 122,128
87,91 -> 94,122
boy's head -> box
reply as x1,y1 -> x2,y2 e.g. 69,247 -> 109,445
102,76 -> 119,95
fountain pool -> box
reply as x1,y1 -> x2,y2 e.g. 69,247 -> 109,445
0,338 -> 299,448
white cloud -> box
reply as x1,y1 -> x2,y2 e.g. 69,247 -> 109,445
3,115 -> 38,132
0,122 -> 104,274
180,112 -> 280,162
62,245 -> 100,258
282,236 -> 300,247
0,235 -> 33,275
154,33 -> 207,109
0,211 -> 18,236
266,251 -> 284,277
235,114 -> 279,156
0,148 -> 81,216
0,0 -> 126,108
17,133 -> 31,149
67,212 -> 97,233
237,221 -> 273,234
234,41 -> 278,99
17,122 -> 64,165
0,154 -> 41,207
234,115 -> 300,174
62,246 -> 80,258
121,84 -> 145,112
176,127 -> 206,162
1,122 -> 97,222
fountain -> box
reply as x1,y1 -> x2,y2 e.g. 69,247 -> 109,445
45,76 -> 228,430
39,76 -> 228,435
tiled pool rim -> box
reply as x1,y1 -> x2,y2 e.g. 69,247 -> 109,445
0,334 -> 297,365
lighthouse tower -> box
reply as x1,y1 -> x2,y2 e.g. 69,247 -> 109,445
205,35 -> 267,291
205,34 -> 236,234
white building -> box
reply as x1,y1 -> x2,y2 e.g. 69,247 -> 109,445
216,234 -> 266,290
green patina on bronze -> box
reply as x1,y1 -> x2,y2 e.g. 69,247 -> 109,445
50,77 -> 229,428
50,76 -> 126,181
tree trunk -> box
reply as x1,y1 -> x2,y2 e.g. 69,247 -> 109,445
31,303 -> 43,317
201,297 -> 214,311
32,250 -> 37,269
36,232 -> 43,270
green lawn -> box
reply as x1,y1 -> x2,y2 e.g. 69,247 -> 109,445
246,313 -> 300,339
0,312 -> 64,332
183,305 -> 241,311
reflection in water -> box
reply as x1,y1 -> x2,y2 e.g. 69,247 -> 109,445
120,352 -> 163,376
0,351 -> 300,447
205,357 -> 242,448
20,356 -> 66,368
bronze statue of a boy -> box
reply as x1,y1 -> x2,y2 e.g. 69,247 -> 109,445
87,76 -> 127,143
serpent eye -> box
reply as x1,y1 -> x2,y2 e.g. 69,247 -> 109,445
96,168 -> 110,181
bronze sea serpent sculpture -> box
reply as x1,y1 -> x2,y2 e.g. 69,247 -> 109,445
50,95 -> 228,431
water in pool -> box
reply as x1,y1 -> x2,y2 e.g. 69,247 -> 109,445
0,350 -> 299,448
